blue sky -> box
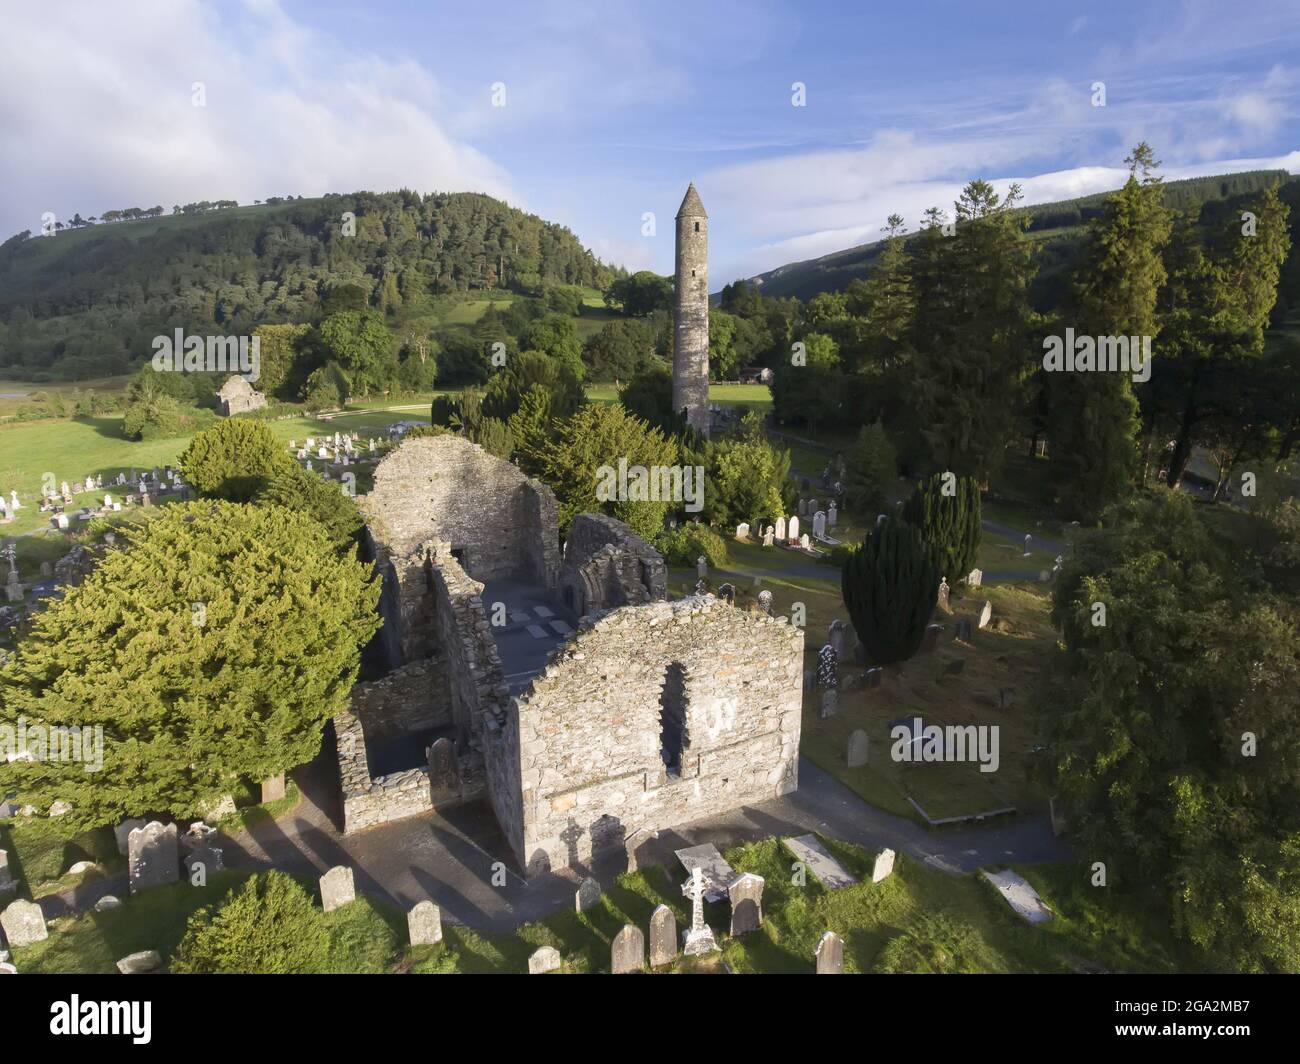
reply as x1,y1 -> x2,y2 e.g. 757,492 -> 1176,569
4,0 -> 1300,286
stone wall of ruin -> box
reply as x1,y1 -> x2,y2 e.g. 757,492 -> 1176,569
360,435 -> 560,587
559,513 -> 666,615
335,709 -> 433,834
349,657 -> 453,740
508,595 -> 803,875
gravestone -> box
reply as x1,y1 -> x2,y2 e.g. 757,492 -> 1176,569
827,619 -> 846,658
611,923 -> 645,974
0,899 -> 47,947
954,618 -> 973,642
798,498 -> 808,516
408,900 -> 443,945
872,848 -> 897,883
682,866 -> 719,955
735,522 -> 749,541
865,667 -> 883,689
922,624 -> 943,653
260,772 -> 286,803
967,568 -> 982,588
937,576 -> 950,612
846,729 -> 869,768
39,561 -> 51,577
428,737 -> 460,800
319,866 -> 355,912
827,502 -> 837,527
998,687 -> 1016,710
182,847 -> 223,877
774,516 -> 786,541
696,555 -> 708,580
93,895 -> 122,913
817,644 -> 838,688
814,930 -> 843,974
978,600 -> 993,629
127,821 -> 179,894
812,510 -> 826,538
787,515 -> 799,543
761,528 -> 775,547
820,689 -> 838,719
0,849 -> 13,896
802,669 -> 815,693
575,875 -> 601,912
114,818 -> 145,856
716,582 -> 736,605
800,533 -> 811,550
528,945 -> 562,974
757,590 -> 772,616
116,950 -> 162,974
728,873 -> 764,936
649,904 -> 677,968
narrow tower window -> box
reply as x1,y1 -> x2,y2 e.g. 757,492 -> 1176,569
659,662 -> 688,778
694,221 -> 700,232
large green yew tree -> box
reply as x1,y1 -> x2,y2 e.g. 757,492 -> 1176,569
841,519 -> 940,664
900,472 -> 982,584
179,418 -> 294,502
0,501 -> 382,830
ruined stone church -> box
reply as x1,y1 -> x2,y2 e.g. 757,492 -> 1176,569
335,428 -> 802,877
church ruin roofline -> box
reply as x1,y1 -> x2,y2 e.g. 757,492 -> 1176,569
676,182 -> 707,219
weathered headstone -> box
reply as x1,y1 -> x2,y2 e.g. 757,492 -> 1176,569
735,522 -> 749,541
864,667 -> 883,689
954,617 -> 973,642
407,900 -> 443,945
757,589 -> 773,616
611,923 -> 645,974
696,555 -> 708,580
319,865 -> 355,912
827,502 -> 837,527
728,872 -> 764,936
872,847 -> 897,883
846,729 -> 869,768
116,950 -> 162,974
922,624 -> 943,653
812,510 -> 826,539
817,644 -> 838,688
967,567 -> 982,588
774,516 -> 786,542
93,895 -> 122,913
977,600 -> 993,629
787,515 -> 800,543
428,737 -> 460,799
649,904 -> 677,968
0,849 -> 13,896
260,772 -> 286,803
820,688 -> 838,719
814,930 -> 843,974
127,821 -> 179,893
0,899 -> 47,947
998,686 -> 1016,710
575,875 -> 601,913
937,576 -> 950,613
528,945 -> 562,974
761,528 -> 775,547
827,619 -> 846,658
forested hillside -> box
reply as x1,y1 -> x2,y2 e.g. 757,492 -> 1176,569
746,169 -> 1294,302
0,191 -> 617,380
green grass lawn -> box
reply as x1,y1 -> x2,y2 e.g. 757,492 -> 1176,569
11,837 -> 1182,974
0,818 -> 123,899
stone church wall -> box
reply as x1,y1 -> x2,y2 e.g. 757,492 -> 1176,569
507,595 -> 803,875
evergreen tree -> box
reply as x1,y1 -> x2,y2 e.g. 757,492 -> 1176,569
1049,144 -> 1172,519
171,872 -> 330,974
845,420 -> 898,513
0,502 -> 382,829
180,418 -> 294,502
900,472 -> 982,584
908,184 -> 1037,479
257,463 -> 365,556
841,519 -> 940,664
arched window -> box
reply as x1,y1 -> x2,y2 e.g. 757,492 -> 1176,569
659,662 -> 688,778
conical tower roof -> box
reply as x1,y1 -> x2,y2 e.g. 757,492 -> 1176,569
676,182 -> 707,219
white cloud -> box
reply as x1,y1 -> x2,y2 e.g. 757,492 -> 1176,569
0,0 -> 513,235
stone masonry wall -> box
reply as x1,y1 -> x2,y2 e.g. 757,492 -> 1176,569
335,709 -> 433,833
509,594 -> 802,874
424,543 -> 524,859
361,434 -> 560,586
559,513 -> 667,616
349,656 -> 453,740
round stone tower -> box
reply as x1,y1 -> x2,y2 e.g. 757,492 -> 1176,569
673,183 -> 710,437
